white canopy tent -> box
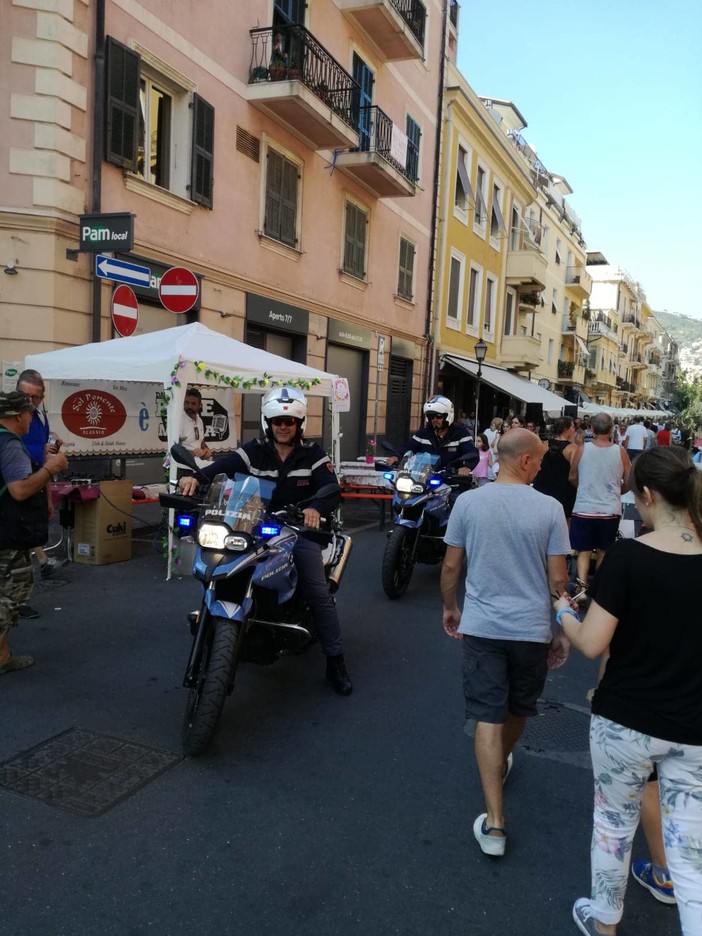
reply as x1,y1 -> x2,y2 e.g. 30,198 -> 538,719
26,323 -> 343,577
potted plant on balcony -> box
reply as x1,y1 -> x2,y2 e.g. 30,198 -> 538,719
269,31 -> 288,81
558,360 -> 575,377
585,368 -> 597,382
582,302 -> 591,321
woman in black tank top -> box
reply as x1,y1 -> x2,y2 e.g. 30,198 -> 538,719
532,417 -> 577,519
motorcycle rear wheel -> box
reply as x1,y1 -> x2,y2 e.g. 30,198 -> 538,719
182,616 -> 241,757
381,526 -> 416,599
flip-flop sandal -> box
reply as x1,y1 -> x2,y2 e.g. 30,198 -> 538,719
0,654 -> 34,675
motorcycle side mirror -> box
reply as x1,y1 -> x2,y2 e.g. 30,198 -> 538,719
297,483 -> 341,506
170,443 -> 211,483
380,440 -> 401,457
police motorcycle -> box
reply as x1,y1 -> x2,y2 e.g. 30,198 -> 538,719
160,445 -> 352,756
380,446 -> 474,599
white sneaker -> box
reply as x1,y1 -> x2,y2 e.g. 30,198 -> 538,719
40,558 -> 58,579
473,813 -> 506,856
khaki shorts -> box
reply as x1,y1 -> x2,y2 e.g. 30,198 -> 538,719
0,549 -> 34,638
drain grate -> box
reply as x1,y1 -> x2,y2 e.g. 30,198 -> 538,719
464,699 -> 592,770
519,700 -> 591,769
0,728 -> 181,817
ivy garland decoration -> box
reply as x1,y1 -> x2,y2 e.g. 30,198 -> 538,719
158,357 -> 321,418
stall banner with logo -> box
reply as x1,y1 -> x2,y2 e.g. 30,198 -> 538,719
3,361 -> 22,393
332,377 -> 351,413
47,380 -> 236,456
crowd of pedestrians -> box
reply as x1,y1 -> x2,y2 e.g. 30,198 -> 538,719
442,408 -> 701,936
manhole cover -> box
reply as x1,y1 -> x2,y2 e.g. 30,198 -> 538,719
464,700 -> 592,770
0,728 -> 181,817
519,700 -> 591,769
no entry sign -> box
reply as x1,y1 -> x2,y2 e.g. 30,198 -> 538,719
111,284 -> 139,337
159,266 -> 199,314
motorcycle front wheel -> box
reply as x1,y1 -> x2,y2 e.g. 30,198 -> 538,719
381,526 -> 416,599
182,616 -> 241,757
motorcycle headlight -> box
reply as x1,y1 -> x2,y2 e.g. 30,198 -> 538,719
411,483 -> 424,494
197,523 -> 230,550
395,477 -> 414,493
223,534 -> 249,552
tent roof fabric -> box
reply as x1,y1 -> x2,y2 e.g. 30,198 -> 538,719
25,323 -> 336,395
441,354 -> 568,413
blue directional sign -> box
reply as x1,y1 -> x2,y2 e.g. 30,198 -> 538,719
95,254 -> 151,287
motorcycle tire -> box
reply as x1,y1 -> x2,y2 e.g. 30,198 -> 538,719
182,616 -> 241,757
381,526 -> 416,599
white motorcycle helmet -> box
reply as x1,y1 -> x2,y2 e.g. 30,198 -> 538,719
423,395 -> 454,427
261,386 -> 308,440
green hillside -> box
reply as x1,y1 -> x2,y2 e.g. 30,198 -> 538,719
655,310 -> 702,348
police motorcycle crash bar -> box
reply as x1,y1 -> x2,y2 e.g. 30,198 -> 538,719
162,387 -> 353,757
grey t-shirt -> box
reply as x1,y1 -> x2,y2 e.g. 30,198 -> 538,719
444,483 -> 571,643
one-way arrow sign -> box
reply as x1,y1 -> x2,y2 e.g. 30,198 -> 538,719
95,254 -> 151,287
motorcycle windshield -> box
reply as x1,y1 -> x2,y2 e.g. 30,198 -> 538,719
203,473 -> 276,535
398,451 -> 441,484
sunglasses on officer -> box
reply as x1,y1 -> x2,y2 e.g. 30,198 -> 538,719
426,411 -> 447,420
271,416 -> 298,427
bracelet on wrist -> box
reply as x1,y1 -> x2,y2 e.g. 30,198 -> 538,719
555,607 -> 580,628
42,465 -> 53,479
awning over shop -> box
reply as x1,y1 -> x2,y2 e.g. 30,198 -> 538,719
441,354 -> 569,413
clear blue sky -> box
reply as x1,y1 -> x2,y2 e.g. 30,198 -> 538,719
456,0 -> 702,320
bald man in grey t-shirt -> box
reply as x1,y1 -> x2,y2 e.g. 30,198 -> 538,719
441,429 -> 571,858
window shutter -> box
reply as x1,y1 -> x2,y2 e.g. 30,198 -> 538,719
190,93 -> 215,208
344,203 -> 366,278
406,116 -> 421,182
279,158 -> 298,246
264,150 -> 283,240
105,37 -> 140,170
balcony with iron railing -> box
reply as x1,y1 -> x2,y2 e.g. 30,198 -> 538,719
621,312 -> 643,332
565,265 -> 592,299
449,0 -> 459,28
333,0 -> 426,60
557,359 -> 586,384
247,26 -> 360,150
588,313 -> 618,342
335,105 -> 417,197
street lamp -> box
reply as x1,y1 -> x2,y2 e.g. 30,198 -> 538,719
474,338 -> 487,433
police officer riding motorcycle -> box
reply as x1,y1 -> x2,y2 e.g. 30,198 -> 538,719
179,386 -> 352,698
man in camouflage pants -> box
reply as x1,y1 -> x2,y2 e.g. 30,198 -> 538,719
0,391 -> 68,674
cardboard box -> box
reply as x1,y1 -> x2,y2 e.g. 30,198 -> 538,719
73,480 -> 133,565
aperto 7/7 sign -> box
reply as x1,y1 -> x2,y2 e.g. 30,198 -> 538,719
79,212 -> 134,252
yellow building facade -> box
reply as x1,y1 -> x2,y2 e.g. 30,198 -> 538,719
431,64 -> 538,422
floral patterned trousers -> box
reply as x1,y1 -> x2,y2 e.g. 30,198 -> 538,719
588,715 -> 702,934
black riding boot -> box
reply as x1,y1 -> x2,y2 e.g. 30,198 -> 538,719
326,654 -> 352,696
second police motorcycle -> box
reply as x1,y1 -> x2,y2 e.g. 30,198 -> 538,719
380,396 -> 478,599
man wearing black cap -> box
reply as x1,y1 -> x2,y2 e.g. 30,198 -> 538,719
0,391 -> 68,674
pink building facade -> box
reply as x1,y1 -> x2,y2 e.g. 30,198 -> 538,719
1,0 -> 447,457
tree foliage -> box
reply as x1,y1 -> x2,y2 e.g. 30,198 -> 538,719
673,373 -> 702,431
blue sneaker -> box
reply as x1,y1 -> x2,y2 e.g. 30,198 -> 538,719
631,860 -> 676,905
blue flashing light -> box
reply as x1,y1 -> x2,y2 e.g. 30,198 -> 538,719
428,477 -> 442,487
259,524 -> 281,537
383,471 -> 395,481
176,514 -> 194,530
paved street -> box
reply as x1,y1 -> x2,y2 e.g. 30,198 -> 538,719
1,515 -> 680,936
